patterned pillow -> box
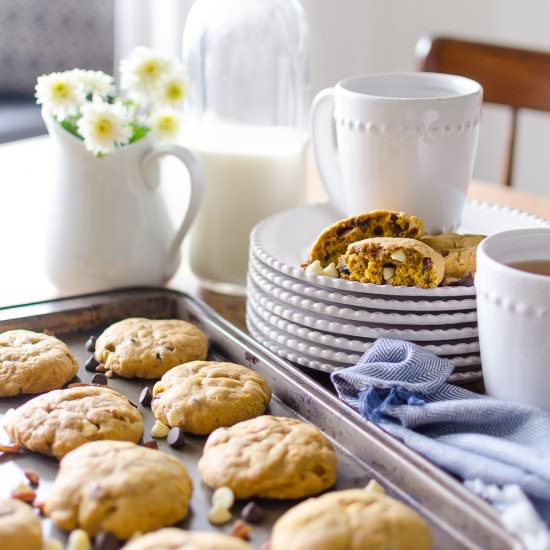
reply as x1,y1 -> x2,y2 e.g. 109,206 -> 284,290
0,0 -> 114,99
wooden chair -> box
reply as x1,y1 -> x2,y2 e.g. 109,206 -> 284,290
416,36 -> 550,187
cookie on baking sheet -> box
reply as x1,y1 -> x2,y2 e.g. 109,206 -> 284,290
152,360 -> 272,435
306,210 -> 424,268
44,440 -> 193,539
0,329 -> 79,397
3,385 -> 144,459
271,489 -> 432,550
198,415 -> 337,499
121,528 -> 252,550
94,318 -> 208,379
421,233 -> 485,285
338,237 -> 445,288
0,498 -> 43,550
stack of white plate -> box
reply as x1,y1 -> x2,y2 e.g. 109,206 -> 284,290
247,201 -> 549,383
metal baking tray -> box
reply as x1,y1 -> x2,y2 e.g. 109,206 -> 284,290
0,288 -> 514,549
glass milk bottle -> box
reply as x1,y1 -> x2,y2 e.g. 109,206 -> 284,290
182,0 -> 309,295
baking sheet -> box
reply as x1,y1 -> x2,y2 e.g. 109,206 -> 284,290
0,288 -> 514,549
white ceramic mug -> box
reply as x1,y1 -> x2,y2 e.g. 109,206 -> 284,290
311,72 -> 483,233
476,228 -> 550,411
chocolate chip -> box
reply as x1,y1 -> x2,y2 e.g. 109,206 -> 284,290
94,531 -> 120,550
241,501 -> 265,523
155,351 -> 163,360
84,355 -> 99,372
373,225 -> 383,236
440,250 -> 450,257
85,335 -> 97,352
423,258 -> 433,270
91,373 -> 108,385
390,223 -> 401,235
139,387 -> 153,407
141,440 -> 158,450
167,427 -> 185,448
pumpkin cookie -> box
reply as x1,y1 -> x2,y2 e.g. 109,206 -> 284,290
152,361 -> 271,435
94,318 -> 208,379
198,415 -> 337,499
271,489 -> 432,550
0,330 -> 79,397
306,210 -> 423,268
0,498 -> 43,550
421,233 -> 485,285
44,440 -> 193,539
338,237 -> 445,288
121,528 -> 252,550
3,385 -> 144,459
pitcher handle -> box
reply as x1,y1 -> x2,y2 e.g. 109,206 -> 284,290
141,143 -> 203,280
310,87 -> 346,214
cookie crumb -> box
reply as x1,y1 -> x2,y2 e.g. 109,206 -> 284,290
24,469 -> 40,487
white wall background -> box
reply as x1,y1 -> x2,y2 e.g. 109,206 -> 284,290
115,0 -> 550,195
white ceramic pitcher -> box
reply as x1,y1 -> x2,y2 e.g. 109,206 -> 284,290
42,113 -> 203,293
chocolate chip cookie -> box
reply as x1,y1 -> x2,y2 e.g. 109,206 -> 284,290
121,528 -> 252,549
306,210 -> 424,268
3,385 -> 144,459
421,233 -> 485,285
198,415 -> 337,499
338,237 -> 445,288
152,361 -> 272,435
44,440 -> 193,539
94,318 -> 208,379
0,330 -> 79,397
271,489 -> 432,550
0,498 -> 43,550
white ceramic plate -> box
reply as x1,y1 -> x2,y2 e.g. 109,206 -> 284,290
246,315 -> 482,384
247,306 -> 481,368
249,254 -> 477,312
247,287 -> 478,341
248,266 -> 478,325
247,294 -> 481,355
250,200 -> 550,298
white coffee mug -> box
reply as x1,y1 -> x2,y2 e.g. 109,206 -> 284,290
311,72 -> 483,233
476,228 -> 550,411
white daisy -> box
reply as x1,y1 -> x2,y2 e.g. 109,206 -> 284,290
155,72 -> 187,108
35,71 -> 85,118
149,109 -> 181,141
120,46 -> 173,101
71,69 -> 116,97
77,99 -> 132,155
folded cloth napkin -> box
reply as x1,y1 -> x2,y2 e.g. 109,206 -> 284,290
331,338 -> 550,528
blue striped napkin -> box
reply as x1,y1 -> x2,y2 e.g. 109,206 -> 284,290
330,338 -> 550,527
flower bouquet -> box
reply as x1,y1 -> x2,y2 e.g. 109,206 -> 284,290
35,47 -> 186,155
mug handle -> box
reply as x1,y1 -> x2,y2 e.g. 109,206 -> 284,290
310,87 -> 345,214
141,143 -> 203,280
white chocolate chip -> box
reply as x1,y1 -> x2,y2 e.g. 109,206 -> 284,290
390,249 -> 407,263
150,420 -> 170,439
365,479 -> 386,494
208,503 -> 232,525
67,529 -> 91,550
212,486 -> 235,510
42,540 -> 64,550
305,260 -> 324,276
322,263 -> 339,278
382,266 -> 395,281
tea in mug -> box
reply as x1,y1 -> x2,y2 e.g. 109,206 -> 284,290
508,260 -> 550,276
